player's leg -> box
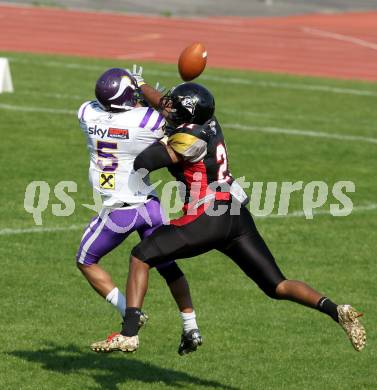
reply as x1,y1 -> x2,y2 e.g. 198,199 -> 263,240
220,231 -> 325,307
78,264 -> 120,305
115,211 -> 227,352
76,207 -> 138,317
138,199 -> 198,334
81,206 -> 162,353
119,248 -> 203,354
155,261 -> 202,354
137,198 -> 201,354
138,198 -> 195,312
126,211 -> 223,311
220,205 -> 366,351
89,199 -> 202,354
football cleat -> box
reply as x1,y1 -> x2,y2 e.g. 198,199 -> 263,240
337,304 -> 366,351
91,333 -> 139,353
178,329 -> 203,356
90,311 -> 148,353
137,311 -> 149,329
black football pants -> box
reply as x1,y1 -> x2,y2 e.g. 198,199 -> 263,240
132,200 -> 286,298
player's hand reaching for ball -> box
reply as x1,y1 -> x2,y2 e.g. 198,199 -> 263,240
154,81 -> 166,94
126,64 -> 145,87
126,64 -> 166,109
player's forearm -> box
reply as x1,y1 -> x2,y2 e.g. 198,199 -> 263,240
140,84 -> 163,110
134,141 -> 177,172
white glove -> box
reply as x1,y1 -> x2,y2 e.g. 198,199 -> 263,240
154,81 -> 166,94
230,180 -> 249,206
126,64 -> 145,87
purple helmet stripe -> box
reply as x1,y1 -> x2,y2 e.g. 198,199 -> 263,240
139,107 -> 154,128
150,114 -> 164,131
95,68 -> 138,111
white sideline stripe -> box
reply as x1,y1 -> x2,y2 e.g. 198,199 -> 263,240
0,103 -> 75,115
1,204 -> 376,236
16,91 -> 84,100
256,203 -> 377,219
6,91 -> 375,131
3,94 -> 375,133
201,76 -> 377,97
303,27 -> 377,51
5,93 -> 376,132
219,108 -> 376,130
1,102 -> 376,144
0,224 -> 85,235
226,123 -> 377,145
8,57 -> 377,98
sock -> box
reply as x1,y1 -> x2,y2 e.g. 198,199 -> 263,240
105,287 -> 126,317
316,297 -> 339,322
180,310 -> 198,333
121,307 -> 141,337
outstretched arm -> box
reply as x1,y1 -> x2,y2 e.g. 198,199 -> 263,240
140,84 -> 163,110
127,65 -> 170,117
134,141 -> 180,172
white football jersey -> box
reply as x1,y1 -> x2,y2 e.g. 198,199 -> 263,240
78,100 -> 165,207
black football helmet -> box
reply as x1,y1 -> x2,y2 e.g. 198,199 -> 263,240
159,82 -> 215,126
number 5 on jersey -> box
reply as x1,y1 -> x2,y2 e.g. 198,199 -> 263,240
97,141 -> 118,189
97,141 -> 118,172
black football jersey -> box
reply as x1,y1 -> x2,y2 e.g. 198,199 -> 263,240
167,117 -> 233,204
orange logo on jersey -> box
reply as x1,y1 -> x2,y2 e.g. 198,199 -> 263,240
108,128 -> 129,139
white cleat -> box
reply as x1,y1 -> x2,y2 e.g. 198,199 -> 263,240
337,304 -> 366,351
90,333 -> 139,353
90,312 -> 147,353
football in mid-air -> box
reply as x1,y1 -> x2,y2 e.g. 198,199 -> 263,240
178,42 -> 207,81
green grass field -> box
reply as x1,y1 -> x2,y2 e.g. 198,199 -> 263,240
1,51 -> 376,390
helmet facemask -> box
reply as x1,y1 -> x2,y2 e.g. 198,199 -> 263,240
158,90 -> 195,127
158,83 -> 215,129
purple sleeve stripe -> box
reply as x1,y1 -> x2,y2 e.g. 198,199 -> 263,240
150,114 -> 164,131
80,101 -> 91,121
139,107 -> 154,128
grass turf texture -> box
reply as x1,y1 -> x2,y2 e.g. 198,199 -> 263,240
0,52 -> 376,390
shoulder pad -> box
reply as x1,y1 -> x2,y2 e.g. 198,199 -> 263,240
168,131 -> 207,162
175,123 -> 210,142
77,100 -> 95,121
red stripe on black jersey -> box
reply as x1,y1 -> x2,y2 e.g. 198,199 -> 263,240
169,118 -> 233,226
183,161 -> 208,208
172,161 -> 209,224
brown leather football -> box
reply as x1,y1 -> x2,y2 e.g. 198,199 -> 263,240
178,42 -> 207,81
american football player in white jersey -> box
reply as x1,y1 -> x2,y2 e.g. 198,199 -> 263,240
76,68 -> 201,355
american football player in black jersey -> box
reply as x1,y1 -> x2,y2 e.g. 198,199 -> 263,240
94,69 -> 366,354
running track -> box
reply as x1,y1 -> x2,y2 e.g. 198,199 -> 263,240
1,4 -> 377,81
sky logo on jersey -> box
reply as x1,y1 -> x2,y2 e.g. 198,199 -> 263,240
108,128 -> 129,139
88,125 -> 107,138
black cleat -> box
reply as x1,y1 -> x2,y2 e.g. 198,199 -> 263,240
178,329 -> 203,356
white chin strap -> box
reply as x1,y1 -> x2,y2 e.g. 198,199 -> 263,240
110,104 -> 134,111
